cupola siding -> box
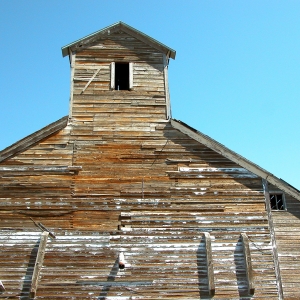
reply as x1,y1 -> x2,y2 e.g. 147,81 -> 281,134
0,22 -> 299,299
67,24 -> 173,121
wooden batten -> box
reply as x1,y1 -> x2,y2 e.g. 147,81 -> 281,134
30,231 -> 49,298
80,67 -> 101,94
240,233 -> 255,295
204,232 -> 215,296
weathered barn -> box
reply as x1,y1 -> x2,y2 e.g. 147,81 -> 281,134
0,21 -> 299,299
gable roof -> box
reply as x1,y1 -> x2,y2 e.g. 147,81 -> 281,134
0,116 -> 68,163
61,21 -> 176,59
171,119 -> 300,201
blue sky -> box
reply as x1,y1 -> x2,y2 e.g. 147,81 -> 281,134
0,1 -> 299,189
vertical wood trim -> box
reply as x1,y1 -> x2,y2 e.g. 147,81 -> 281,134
69,52 -> 76,119
163,54 -> 171,120
204,232 -> 215,296
110,62 -> 115,90
0,280 -> 5,292
262,179 -> 284,299
240,233 -> 255,295
129,62 -> 133,90
30,232 -> 49,298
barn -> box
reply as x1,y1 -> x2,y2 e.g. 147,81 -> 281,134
0,21 -> 299,299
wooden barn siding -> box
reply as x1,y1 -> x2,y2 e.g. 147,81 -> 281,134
269,183 -> 300,299
0,32 -> 280,299
73,31 -> 165,95
0,121 -> 279,299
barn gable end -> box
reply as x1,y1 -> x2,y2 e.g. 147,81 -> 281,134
0,22 -> 299,299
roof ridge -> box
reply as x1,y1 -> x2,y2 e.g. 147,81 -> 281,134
61,21 -> 176,59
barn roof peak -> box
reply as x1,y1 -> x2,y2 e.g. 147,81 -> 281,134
61,21 -> 176,59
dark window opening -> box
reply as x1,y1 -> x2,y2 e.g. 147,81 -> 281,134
115,63 -> 129,90
270,194 -> 285,210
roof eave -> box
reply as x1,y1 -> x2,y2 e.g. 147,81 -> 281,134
61,21 -> 176,59
170,118 -> 300,201
0,116 -> 69,163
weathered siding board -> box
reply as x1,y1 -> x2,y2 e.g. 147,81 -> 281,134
72,32 -> 164,97
0,232 -> 43,298
4,127 -> 73,166
269,183 -> 300,299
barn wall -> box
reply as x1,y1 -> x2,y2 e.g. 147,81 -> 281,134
0,120 -> 279,299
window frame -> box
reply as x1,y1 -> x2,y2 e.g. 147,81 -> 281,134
269,192 -> 286,211
110,62 -> 133,91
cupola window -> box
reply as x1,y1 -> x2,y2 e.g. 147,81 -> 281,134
110,62 -> 133,90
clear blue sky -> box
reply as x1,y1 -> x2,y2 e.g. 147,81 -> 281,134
0,1 -> 299,189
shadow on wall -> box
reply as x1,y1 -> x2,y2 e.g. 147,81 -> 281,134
234,236 -> 253,299
21,240 -> 40,300
98,257 -> 119,300
197,236 -> 212,299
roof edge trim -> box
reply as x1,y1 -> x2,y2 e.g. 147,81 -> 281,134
61,21 -> 176,59
171,119 -> 300,201
0,116 -> 69,163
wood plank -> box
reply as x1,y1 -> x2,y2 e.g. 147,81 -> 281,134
80,67 -> 101,94
204,232 -> 215,296
241,232 -> 255,295
30,231 -> 49,298
110,62 -> 115,90
0,165 -> 81,174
